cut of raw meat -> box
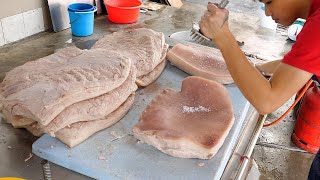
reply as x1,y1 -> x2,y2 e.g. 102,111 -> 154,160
133,76 -> 234,159
25,122 -> 44,137
26,94 -> 135,147
92,28 -> 165,77
41,68 -> 137,135
166,43 -> 233,84
55,94 -> 135,147
136,59 -> 167,87
136,44 -> 169,87
1,110 -> 35,128
0,47 -> 131,126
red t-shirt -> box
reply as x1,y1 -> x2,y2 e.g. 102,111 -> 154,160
282,0 -> 320,77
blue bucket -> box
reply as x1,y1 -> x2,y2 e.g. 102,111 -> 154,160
68,3 -> 95,12
68,3 -> 97,37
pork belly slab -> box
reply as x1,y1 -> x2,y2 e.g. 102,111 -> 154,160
7,68 -> 137,136
27,94 -> 135,147
92,28 -> 166,78
1,109 -> 35,128
55,94 -> 135,147
136,59 -> 167,87
0,47 -> 131,126
133,76 -> 234,159
136,44 -> 169,87
166,43 -> 233,84
41,68 -> 137,135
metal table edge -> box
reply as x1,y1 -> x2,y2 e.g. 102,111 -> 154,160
221,107 -> 266,180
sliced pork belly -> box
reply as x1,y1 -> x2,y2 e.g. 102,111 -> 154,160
55,94 -> 135,147
1,110 -> 35,128
25,122 -> 44,137
136,59 -> 167,87
92,28 -> 165,77
10,68 -> 136,134
136,44 -> 169,87
133,76 -> 234,159
166,43 -> 233,84
0,48 -> 131,126
26,94 -> 135,147
41,68 -> 137,135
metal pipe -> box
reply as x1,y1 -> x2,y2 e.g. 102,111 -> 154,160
41,160 -> 52,180
235,114 -> 267,179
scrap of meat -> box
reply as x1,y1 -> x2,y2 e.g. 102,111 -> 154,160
166,43 -> 233,84
133,76 -> 234,159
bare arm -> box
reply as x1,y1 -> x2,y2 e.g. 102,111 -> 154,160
200,4 -> 312,114
217,31 -> 312,114
255,60 -> 281,76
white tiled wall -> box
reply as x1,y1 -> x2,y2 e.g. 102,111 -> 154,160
23,8 -> 45,37
2,13 -> 25,44
0,7 -> 46,46
0,22 -> 4,46
0,0 -> 93,47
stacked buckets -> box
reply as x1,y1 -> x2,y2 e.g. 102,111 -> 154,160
68,3 -> 97,37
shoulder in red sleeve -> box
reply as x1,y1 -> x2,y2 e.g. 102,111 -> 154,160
282,9 -> 320,76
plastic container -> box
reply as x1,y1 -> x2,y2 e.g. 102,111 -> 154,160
287,18 -> 305,41
259,4 -> 277,30
104,0 -> 142,24
68,3 -> 95,12
68,3 -> 97,37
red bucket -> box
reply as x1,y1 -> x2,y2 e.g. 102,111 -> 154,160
104,0 -> 142,24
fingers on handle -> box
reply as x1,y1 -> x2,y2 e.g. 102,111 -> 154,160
223,9 -> 229,21
207,3 -> 218,12
208,2 -> 219,6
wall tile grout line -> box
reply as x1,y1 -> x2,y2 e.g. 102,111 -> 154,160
0,8 -> 47,47
21,12 -> 27,41
0,19 -> 5,45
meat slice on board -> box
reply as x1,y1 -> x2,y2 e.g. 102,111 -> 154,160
0,48 -> 131,126
166,43 -> 233,84
1,108 -> 35,128
26,94 -> 135,147
92,28 -> 165,78
40,68 -> 137,135
136,44 -> 169,87
133,76 -> 234,159
6,68 -> 137,137
55,94 -> 135,147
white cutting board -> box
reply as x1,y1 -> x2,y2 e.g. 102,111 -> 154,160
47,0 -> 94,32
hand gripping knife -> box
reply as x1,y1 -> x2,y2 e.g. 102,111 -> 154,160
190,0 -> 229,44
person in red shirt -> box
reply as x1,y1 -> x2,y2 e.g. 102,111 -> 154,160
199,0 -> 320,179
